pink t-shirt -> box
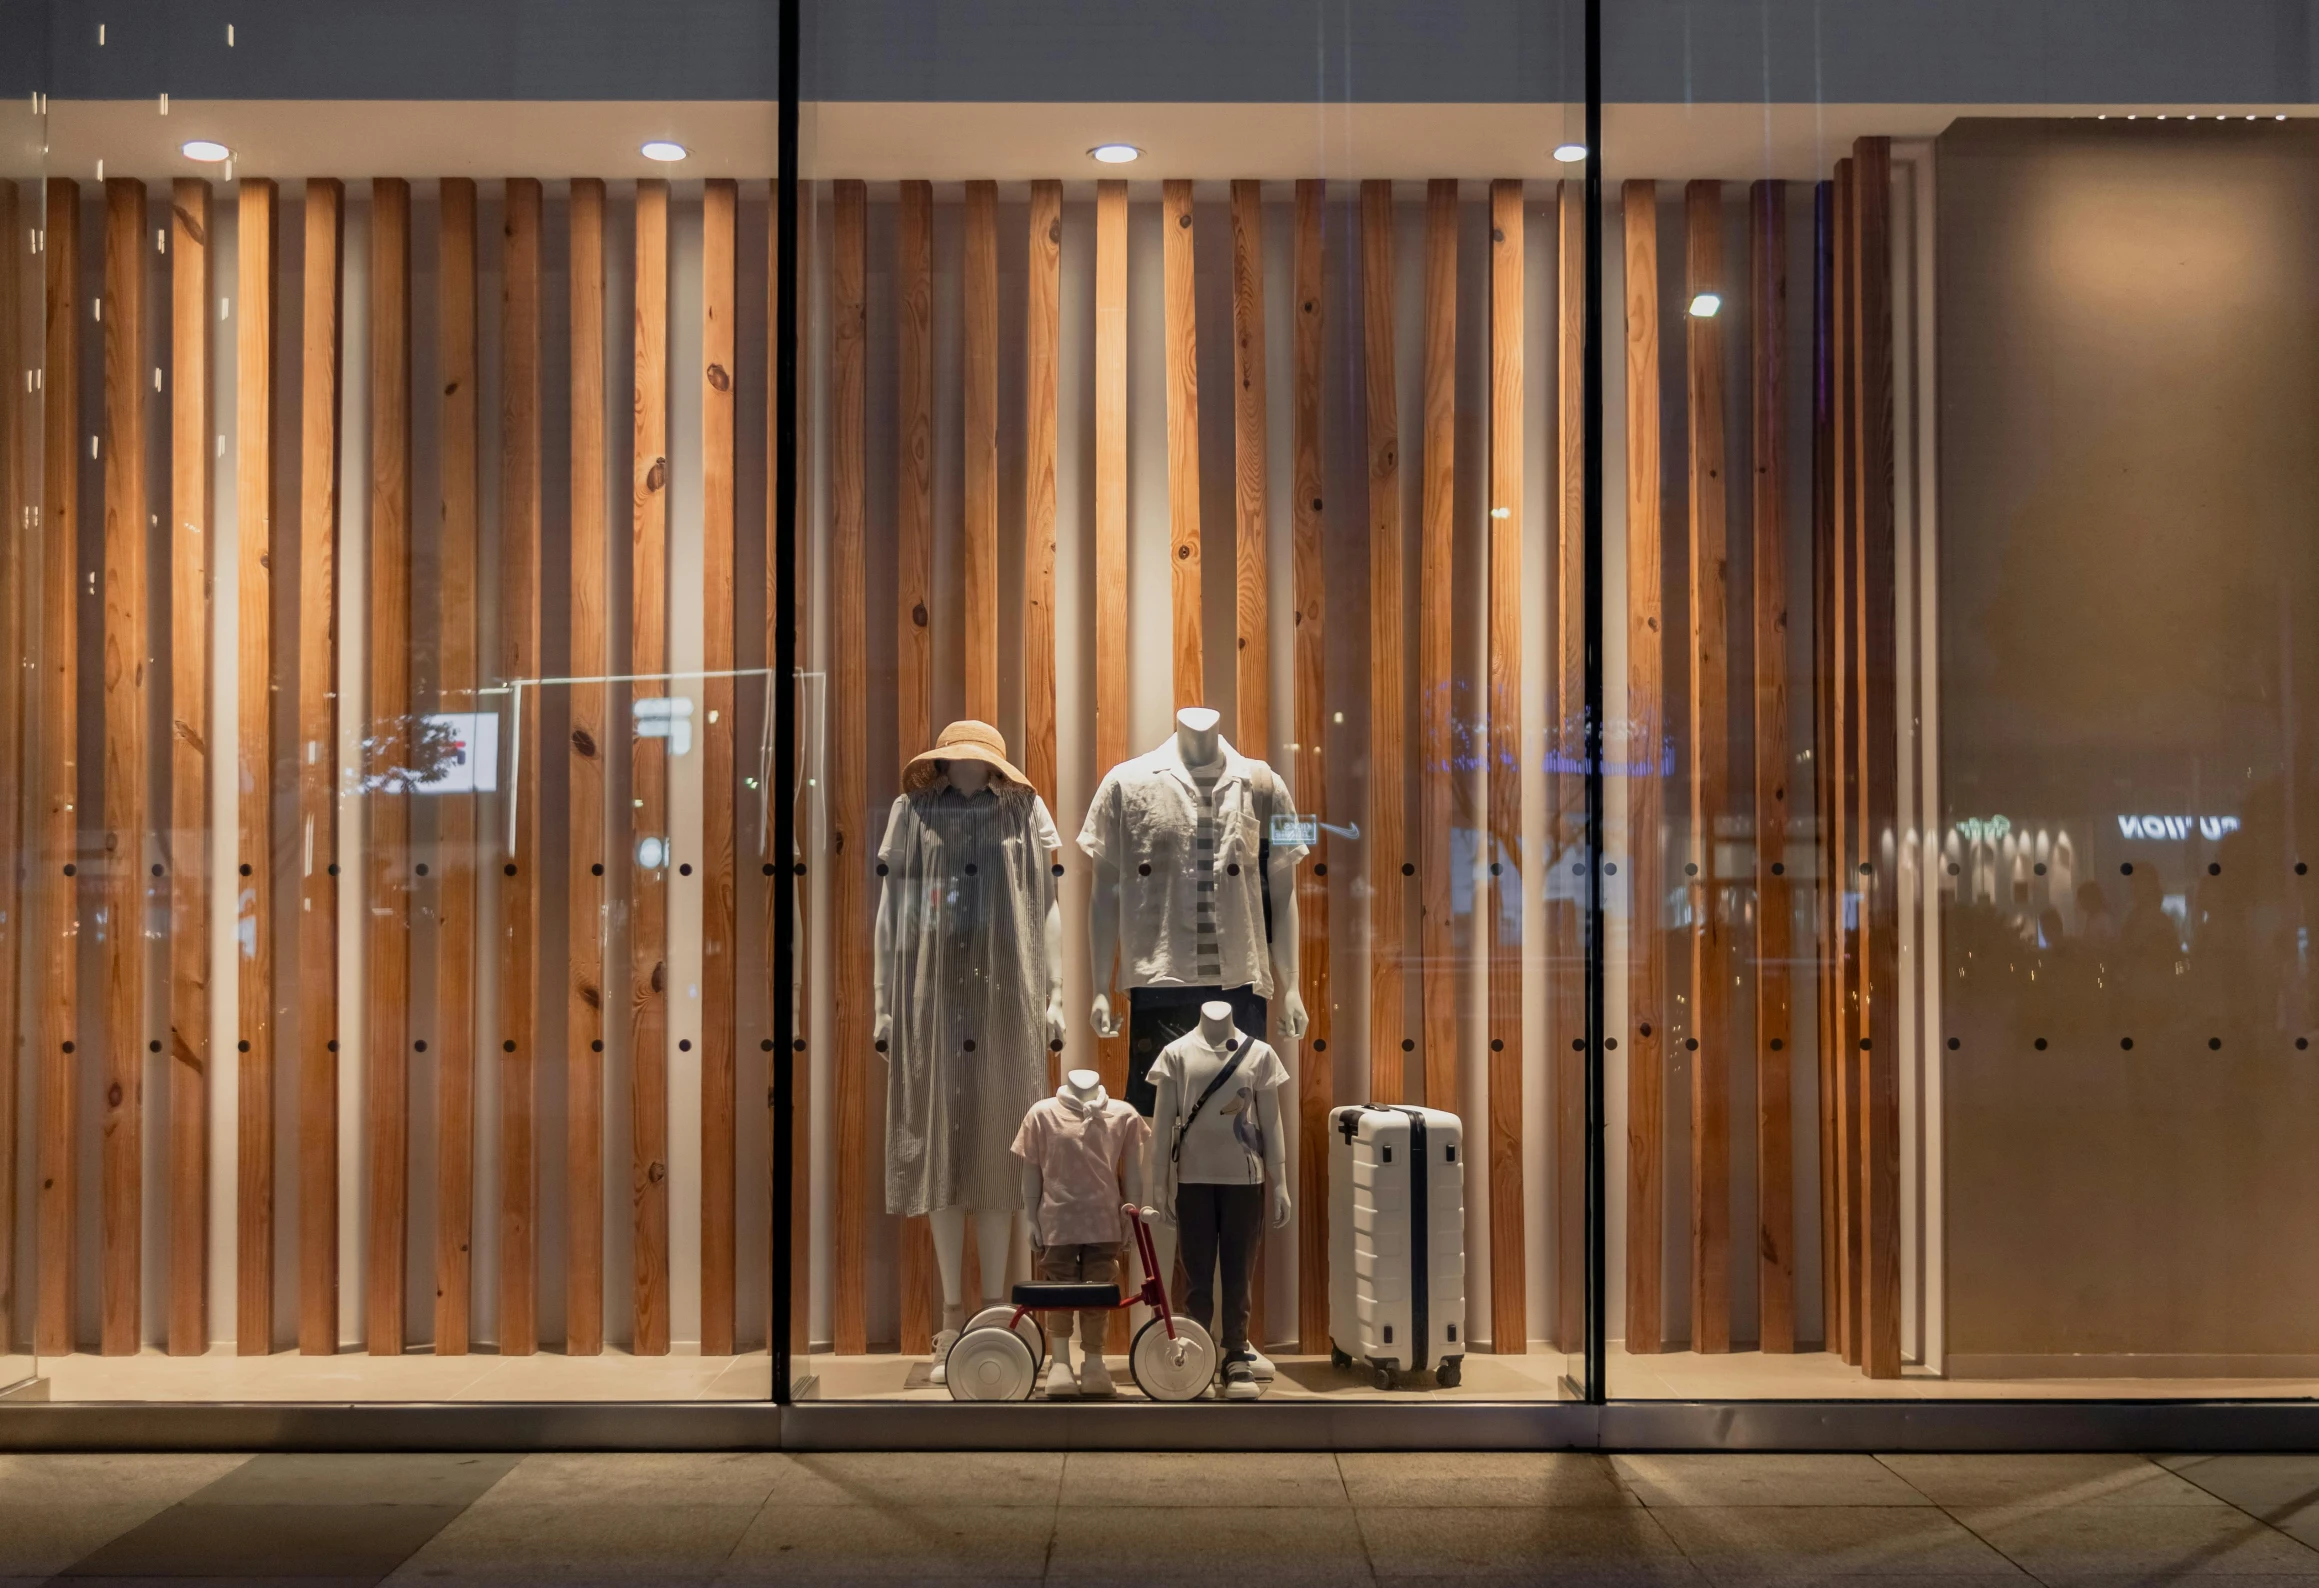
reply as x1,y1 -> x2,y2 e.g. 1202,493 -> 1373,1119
1010,1093 -> 1151,1247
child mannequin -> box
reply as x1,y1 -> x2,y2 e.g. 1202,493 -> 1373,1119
1014,1069 -> 1148,1397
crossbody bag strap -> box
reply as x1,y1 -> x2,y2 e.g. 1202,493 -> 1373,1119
1171,1047 -> 1247,1165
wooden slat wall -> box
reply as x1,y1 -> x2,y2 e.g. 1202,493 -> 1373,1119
962,180 -> 999,727
1810,179 -> 1838,1354
364,177 -> 412,1357
1228,180 -> 1267,759
893,178 -> 933,1357
1289,179 -> 1330,1355
1486,177 -> 1526,1355
1620,179 -> 1665,1355
497,177 -> 543,1356
296,178 -> 344,1357
699,177 -> 740,1357
432,177 -> 479,1355
1553,181 -> 1587,1352
1163,178 -> 1202,711
1025,185 -> 1062,909
1417,179 -> 1457,1111
564,177 -> 609,1357
827,180 -> 870,1357
0,181 -> 20,1355
1684,180 -> 1732,1355
167,178 -> 213,1356
771,189 -> 813,1360
99,176 -> 148,1358
1751,178 -> 1796,1354
1360,180 -> 1407,1106
36,177 -> 76,1360
630,178 -> 673,1356
1092,180 -> 1128,1102
1830,157 -> 1858,1365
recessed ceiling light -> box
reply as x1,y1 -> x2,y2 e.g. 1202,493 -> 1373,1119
640,140 -> 688,162
1553,142 -> 1588,163
1688,292 -> 1722,319
1089,143 -> 1141,164
180,139 -> 229,162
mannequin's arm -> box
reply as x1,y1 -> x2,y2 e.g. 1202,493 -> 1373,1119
1020,1159 -> 1043,1251
1145,1070 -> 1181,1224
1267,848 -> 1308,1039
1089,859 -> 1123,1037
1258,1086 -> 1291,1228
1043,891 -> 1066,1048
872,870 -> 898,1051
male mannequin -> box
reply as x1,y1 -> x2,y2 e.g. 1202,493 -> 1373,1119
1013,1068 -> 1148,1397
874,720 -> 1063,1382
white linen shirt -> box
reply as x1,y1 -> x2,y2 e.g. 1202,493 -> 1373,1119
1076,737 -> 1308,1000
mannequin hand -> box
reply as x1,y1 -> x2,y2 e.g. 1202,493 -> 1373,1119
1277,988 -> 1309,1042
872,1012 -> 893,1054
1269,1181 -> 1292,1230
1152,1197 -> 1176,1228
1091,992 -> 1122,1039
1045,993 -> 1067,1053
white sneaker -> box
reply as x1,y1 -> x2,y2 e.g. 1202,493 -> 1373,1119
1044,1359 -> 1079,1398
1221,1354 -> 1263,1401
1250,1350 -> 1277,1381
1078,1353 -> 1116,1396
929,1328 -> 960,1386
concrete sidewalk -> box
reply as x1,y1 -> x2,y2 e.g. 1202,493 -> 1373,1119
2,1449 -> 2315,1582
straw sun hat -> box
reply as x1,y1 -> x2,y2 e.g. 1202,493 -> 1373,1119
902,719 -> 1031,792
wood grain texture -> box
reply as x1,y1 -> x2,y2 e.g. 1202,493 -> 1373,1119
962,180 -> 999,726
1851,137 -> 1900,1381
699,177 -> 739,1358
0,180 -> 22,1354
1486,178 -> 1526,1356
563,176 -> 607,1357
431,177 -> 479,1356
1289,180 -> 1331,1355
1417,179 -> 1457,1114
1620,180 -> 1665,1356
99,176 -> 148,1358
1228,180 -> 1268,759
1360,180 -> 1407,1106
630,178 -> 672,1356
1093,180 -> 1129,1102
1025,176 -> 1062,1060
1750,179 -> 1796,1354
1553,180 -> 1587,1353
1685,180 -> 1732,1355
167,177 -> 213,1356
364,176 -> 412,1357
295,178 -> 343,1357
1163,178 -> 1203,712
893,179 -> 935,1353
496,177 -> 543,1357
1809,178 -> 1838,1356
828,180 -> 871,1357
1830,158 -> 1858,1366
36,178 -> 77,1359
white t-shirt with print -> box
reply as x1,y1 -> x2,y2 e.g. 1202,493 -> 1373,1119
1147,1028 -> 1289,1186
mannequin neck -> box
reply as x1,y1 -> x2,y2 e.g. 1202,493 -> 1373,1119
1058,1069 -> 1105,1108
1175,708 -> 1222,772
1196,1012 -> 1237,1048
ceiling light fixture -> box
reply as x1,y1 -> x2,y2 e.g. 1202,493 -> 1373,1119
1089,143 -> 1141,164
180,139 -> 229,162
1553,142 -> 1588,163
1688,292 -> 1722,319
640,140 -> 688,162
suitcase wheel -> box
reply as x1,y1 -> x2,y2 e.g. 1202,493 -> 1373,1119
1329,1346 -> 1352,1371
1372,1364 -> 1397,1392
1435,1356 -> 1462,1390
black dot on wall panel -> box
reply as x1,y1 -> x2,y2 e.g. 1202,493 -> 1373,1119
762,863 -> 774,876
679,1039 -> 692,1052
963,1039 -> 977,1053
147,1039 -> 159,1053
1052,864 -> 1064,877
1770,862 -> 1784,875
2121,862 -> 2134,875
1947,1036 -> 1960,1050
150,863 -> 161,876
328,863 -> 339,876
1490,862 -> 1501,876
793,1038 -> 807,1052
1685,1038 -> 1698,1051
1859,1038 -> 1872,1051
2033,863 -> 2045,876
2300,1037 -> 2311,1050
2209,1037 -> 2222,1050
238,863 -> 250,876
874,1039 -> 887,1053
416,864 -> 429,876
1639,1022 -> 1653,1037
1948,862 -> 1960,876
1859,862 -> 1872,876
1314,864 -> 1327,877
327,1041 -> 338,1052
1226,864 -> 1239,876
760,1039 -> 774,1052
1684,863 -> 1697,877
1401,862 -> 1414,876
503,1040 -> 516,1053
2299,862 -> 2310,876
679,863 -> 693,876
235,1041 -> 246,1054
1490,1038 -> 1504,1052
794,862 -> 807,876
1400,1038 -> 1415,1052
2209,862 -> 2221,876
1769,1038 -> 1783,1052
1138,863 -> 1151,876
504,864 -> 517,876
1313,1039 -> 1326,1052
1605,1038 -> 1618,1051
2034,1037 -> 2048,1050
961,863 -> 974,876
62,864 -> 75,876
594,1040 -> 606,1053
1572,1038 -> 1583,1052
414,1041 -> 427,1053
2120,1037 -> 2134,1050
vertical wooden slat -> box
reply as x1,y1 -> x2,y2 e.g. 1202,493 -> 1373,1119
1289,180 -> 1330,1355
893,178 -> 934,1357
1685,180 -> 1732,1355
1830,157 -> 1858,1366
1620,179 -> 1665,1356
630,177 -> 672,1356
1093,180 -> 1129,1102
1486,178 -> 1526,1356
0,181 -> 22,1354
564,177 -> 608,1357
1553,180 -> 1588,1352
295,178 -> 343,1357
961,180 -> 999,727
167,177 -> 213,1356
432,177 -> 478,1355
1810,180 -> 1838,1353
828,180 -> 871,1357
1360,179 -> 1407,1106
700,177 -> 739,1357
99,176 -> 148,1358
1852,137 -> 1901,1381
36,181 -> 80,1359
1751,179 -> 1796,1354
364,176 -> 412,1357
1417,179 -> 1457,1112
1025,188 -> 1061,892
496,177 -> 542,1357
1163,178 -> 1202,711
1229,180 -> 1268,759
771,188 -> 813,1360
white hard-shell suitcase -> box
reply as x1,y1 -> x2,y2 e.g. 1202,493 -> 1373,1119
1327,1104 -> 1467,1389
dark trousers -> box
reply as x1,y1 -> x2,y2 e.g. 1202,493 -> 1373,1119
1175,1181 -> 1263,1355
1126,983 -> 1268,1118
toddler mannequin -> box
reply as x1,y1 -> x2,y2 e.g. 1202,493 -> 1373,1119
1012,1068 -> 1149,1397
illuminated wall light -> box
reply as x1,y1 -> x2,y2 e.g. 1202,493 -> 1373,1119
1552,142 -> 1588,163
1089,143 -> 1141,164
2280,114 -> 2291,121
1688,292 -> 1721,318
639,140 -> 688,162
180,139 -> 229,162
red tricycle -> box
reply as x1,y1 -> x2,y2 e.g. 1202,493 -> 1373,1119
944,1202 -> 1218,1402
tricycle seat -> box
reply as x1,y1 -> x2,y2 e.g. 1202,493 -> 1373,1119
1010,1281 -> 1122,1309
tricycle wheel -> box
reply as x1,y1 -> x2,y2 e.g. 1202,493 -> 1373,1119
964,1304 -> 1044,1375
944,1325 -> 1037,1402
1130,1316 -> 1218,1402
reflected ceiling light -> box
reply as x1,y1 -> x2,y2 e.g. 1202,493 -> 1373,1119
180,139 -> 229,162
640,140 -> 688,162
2280,114 -> 2291,121
1688,292 -> 1722,318
1552,142 -> 1588,163
1089,143 -> 1141,164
